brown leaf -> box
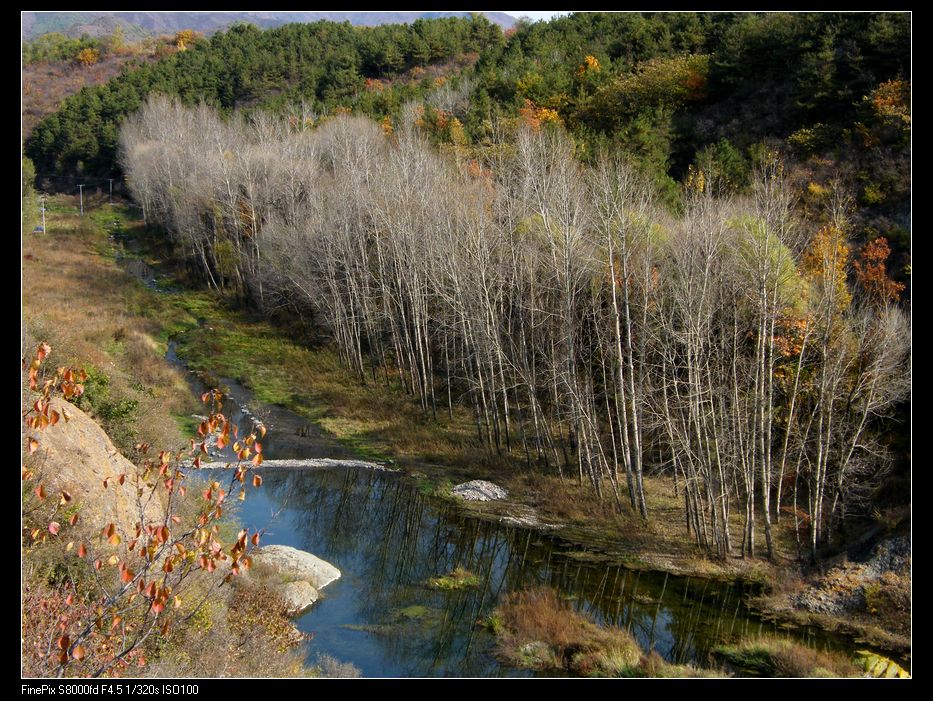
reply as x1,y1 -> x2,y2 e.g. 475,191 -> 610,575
72,645 -> 86,661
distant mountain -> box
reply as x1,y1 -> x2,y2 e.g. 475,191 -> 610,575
22,11 -> 516,39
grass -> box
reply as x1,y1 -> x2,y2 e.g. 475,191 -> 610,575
489,587 -> 718,677
23,195 -> 197,455
427,566 -> 480,590
713,636 -> 861,677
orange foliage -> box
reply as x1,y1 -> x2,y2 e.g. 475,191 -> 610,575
518,99 -> 563,131
853,237 -> 905,306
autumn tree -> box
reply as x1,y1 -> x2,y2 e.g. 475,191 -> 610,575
23,342 -> 267,677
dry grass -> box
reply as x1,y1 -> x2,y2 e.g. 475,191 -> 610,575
489,587 -> 718,677
714,636 -> 861,678
23,197 -> 196,455
491,587 -> 641,675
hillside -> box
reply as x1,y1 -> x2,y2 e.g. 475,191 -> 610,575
25,13 -> 909,272
22,11 -> 516,40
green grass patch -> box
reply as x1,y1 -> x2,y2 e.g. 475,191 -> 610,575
427,566 -> 480,591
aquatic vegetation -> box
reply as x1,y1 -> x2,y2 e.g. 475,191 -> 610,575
427,566 -> 480,590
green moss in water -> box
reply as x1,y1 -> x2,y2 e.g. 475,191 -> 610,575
427,566 -> 480,590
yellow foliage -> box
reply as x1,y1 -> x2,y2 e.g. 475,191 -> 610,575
685,165 -> 705,193
518,99 -> 564,131
75,47 -> 100,67
801,225 -> 852,317
807,182 -> 828,198
174,30 -> 200,51
577,54 -> 601,76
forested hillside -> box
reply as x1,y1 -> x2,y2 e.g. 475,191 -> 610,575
26,13 -> 909,270
26,17 -> 501,178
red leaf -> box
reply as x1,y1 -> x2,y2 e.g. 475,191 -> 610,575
28,438 -> 39,454
70,513 -> 79,526
34,484 -> 46,500
48,522 -> 61,535
252,474 -> 262,487
78,543 -> 87,558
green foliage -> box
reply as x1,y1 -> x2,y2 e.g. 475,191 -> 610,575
694,138 -> 749,193
23,32 -> 101,64
26,16 -> 502,179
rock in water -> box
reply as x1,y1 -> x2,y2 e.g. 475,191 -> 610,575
280,581 -> 319,615
255,544 -> 341,589
452,480 -> 508,501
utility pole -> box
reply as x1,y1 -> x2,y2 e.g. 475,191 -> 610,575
78,184 -> 84,216
109,178 -> 113,206
40,197 -> 46,233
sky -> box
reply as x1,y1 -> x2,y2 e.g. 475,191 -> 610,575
504,11 -> 570,21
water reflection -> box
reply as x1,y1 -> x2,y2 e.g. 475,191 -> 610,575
162,341 -> 861,677
236,467 -> 847,677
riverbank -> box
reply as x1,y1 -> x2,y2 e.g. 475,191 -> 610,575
23,196 -> 910,668
22,196 -> 356,678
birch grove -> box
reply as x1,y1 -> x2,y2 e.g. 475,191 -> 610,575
120,96 -> 909,560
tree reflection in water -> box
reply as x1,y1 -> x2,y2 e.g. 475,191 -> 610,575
237,466 -> 847,677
